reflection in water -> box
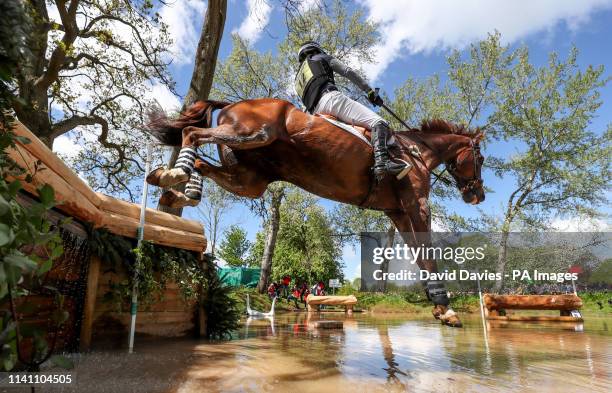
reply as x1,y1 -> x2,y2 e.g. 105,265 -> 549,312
245,316 -> 276,336
172,313 -> 611,393
376,325 -> 407,387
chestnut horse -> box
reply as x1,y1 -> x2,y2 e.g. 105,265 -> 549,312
146,98 -> 485,327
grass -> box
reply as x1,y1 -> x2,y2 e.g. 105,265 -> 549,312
229,287 -> 303,314
228,286 -> 612,316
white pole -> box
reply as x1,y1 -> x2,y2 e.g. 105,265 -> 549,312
476,270 -> 489,347
129,142 -> 153,354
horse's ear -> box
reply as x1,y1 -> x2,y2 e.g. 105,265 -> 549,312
473,128 -> 486,143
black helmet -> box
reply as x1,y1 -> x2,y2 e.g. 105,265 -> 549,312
298,41 -> 324,63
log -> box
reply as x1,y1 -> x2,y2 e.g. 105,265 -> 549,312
8,121 -> 207,252
312,320 -> 344,329
483,294 -> 583,311
306,295 -> 358,306
80,256 -> 101,351
97,193 -> 203,234
8,144 -> 102,224
98,212 -> 206,252
486,315 -> 583,322
12,123 -> 102,208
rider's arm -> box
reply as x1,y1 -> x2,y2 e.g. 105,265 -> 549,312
329,57 -> 372,93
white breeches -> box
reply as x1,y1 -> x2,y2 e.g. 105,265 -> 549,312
314,90 -> 387,129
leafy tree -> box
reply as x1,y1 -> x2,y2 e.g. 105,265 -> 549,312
196,180 -> 235,255
488,47 -> 611,290
218,225 -> 252,267
589,258 -> 612,286
251,190 -> 343,284
9,0 -> 175,199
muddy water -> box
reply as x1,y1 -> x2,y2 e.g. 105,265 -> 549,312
18,312 -> 611,393
174,313 -> 611,393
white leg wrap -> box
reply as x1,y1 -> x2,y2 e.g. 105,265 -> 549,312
184,172 -> 203,200
441,309 -> 457,320
174,146 -> 197,175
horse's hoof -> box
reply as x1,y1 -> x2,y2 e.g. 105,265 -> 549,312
433,305 -> 463,327
146,167 -> 189,187
432,304 -> 443,319
159,189 -> 200,208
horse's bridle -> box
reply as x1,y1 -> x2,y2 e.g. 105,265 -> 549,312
444,139 -> 483,195
409,134 -> 483,193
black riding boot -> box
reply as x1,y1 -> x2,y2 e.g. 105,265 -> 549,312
372,123 -> 410,181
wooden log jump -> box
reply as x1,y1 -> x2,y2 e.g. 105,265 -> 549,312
306,295 -> 357,314
483,294 -> 583,322
7,122 -> 207,252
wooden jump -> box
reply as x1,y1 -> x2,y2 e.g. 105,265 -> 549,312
7,122 -> 206,252
306,295 -> 357,314
7,122 -> 208,349
483,294 -> 583,322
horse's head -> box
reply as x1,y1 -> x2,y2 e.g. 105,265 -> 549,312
446,132 -> 485,205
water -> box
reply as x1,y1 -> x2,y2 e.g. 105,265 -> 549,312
174,313 -> 610,393
20,312 -> 611,393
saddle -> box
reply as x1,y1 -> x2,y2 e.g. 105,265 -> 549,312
316,114 -> 372,146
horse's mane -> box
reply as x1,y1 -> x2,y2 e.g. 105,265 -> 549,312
407,119 -> 478,136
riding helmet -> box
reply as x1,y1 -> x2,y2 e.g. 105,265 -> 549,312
298,41 -> 324,62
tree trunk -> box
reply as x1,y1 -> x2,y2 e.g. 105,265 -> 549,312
158,0 -> 227,216
14,0 -> 53,146
378,224 -> 395,292
256,191 -> 283,293
493,229 -> 510,293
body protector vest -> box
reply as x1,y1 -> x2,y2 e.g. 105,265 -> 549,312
295,54 -> 335,113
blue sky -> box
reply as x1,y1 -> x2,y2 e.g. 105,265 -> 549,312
68,0 -> 612,280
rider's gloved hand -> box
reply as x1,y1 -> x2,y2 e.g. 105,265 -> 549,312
367,88 -> 384,106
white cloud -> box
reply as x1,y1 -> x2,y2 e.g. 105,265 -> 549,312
149,82 -> 181,112
234,0 -> 273,43
160,0 -> 207,65
359,0 -> 612,82
52,134 -> 83,158
550,217 -> 610,232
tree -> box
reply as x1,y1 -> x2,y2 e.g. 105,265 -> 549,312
160,0 -> 227,215
217,225 -> 252,267
196,180 -> 234,256
252,190 -> 343,285
11,0 -> 174,199
489,47 -> 610,290
255,184 -> 285,292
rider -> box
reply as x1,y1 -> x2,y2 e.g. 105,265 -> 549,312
295,41 -> 409,181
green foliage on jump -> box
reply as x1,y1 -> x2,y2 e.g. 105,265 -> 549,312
1,2 -> 70,370
200,254 -> 240,340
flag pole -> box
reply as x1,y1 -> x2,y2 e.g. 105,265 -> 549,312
129,142 -> 153,353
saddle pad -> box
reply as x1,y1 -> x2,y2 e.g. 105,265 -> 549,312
318,115 -> 371,147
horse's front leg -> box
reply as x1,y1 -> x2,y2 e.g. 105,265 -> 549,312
387,198 -> 462,328
148,123 -> 277,188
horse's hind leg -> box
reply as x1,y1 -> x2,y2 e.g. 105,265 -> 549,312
147,123 -> 277,188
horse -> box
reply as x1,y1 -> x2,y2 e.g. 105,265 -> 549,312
145,98 -> 485,327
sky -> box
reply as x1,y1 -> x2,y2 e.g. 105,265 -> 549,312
52,0 -> 612,280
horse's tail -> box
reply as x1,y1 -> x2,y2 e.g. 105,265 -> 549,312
145,100 -> 231,146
